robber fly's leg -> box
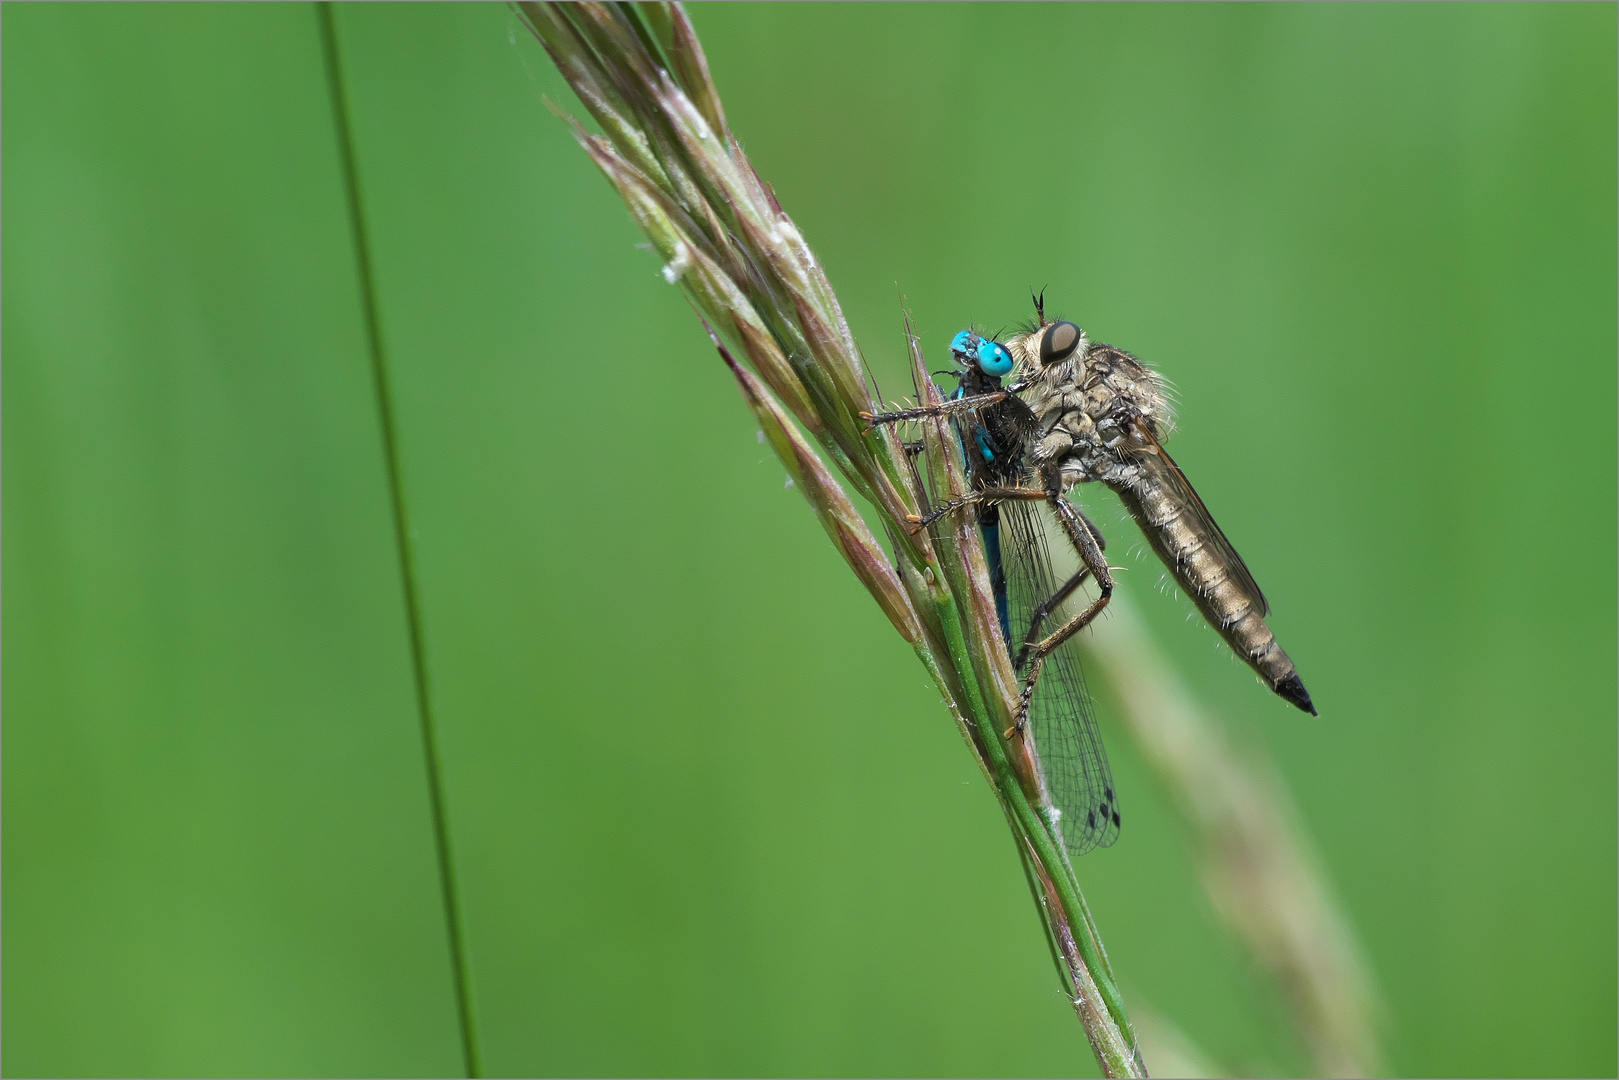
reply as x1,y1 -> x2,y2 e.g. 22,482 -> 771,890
860,391 -> 1009,431
1006,483 -> 1114,739
1014,566 -> 1090,670
900,439 -> 926,458
1012,509 -> 1107,667
905,485 -> 1046,532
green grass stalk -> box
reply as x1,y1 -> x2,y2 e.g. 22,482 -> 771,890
518,2 -> 1143,1073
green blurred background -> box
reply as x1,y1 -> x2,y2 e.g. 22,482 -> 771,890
4,3 -> 1614,1076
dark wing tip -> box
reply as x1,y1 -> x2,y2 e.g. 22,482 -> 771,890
1274,672 -> 1317,716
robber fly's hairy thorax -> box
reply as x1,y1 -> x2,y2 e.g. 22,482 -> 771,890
1004,322 -> 1176,493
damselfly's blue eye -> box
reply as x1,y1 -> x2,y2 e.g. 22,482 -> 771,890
950,329 -> 1014,377
976,341 -> 1014,377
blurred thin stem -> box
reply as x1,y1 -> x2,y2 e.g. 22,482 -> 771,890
1084,593 -> 1384,1077
319,6 -> 481,1075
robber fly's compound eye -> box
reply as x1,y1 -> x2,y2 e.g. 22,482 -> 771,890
1040,320 -> 1083,366
976,340 -> 1015,377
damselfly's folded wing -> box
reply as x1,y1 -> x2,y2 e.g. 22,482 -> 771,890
999,497 -> 1120,856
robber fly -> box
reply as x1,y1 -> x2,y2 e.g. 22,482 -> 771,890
867,296 -> 1315,855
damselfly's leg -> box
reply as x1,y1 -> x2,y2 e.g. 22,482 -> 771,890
905,484 -> 1045,532
1006,480 -> 1113,739
860,391 -> 1009,430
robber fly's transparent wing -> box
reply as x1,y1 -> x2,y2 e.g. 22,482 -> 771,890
1130,418 -> 1270,617
999,495 -> 1121,856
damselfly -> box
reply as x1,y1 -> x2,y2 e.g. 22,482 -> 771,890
867,295 -> 1315,857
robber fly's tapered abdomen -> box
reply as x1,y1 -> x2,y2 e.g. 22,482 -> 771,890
1006,323 -> 1316,717
1110,454 -> 1315,715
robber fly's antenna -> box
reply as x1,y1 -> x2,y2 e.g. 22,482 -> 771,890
1032,287 -> 1048,324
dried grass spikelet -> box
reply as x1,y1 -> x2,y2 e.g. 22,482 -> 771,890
520,6 -> 1385,1077
517,3 -> 1142,1074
